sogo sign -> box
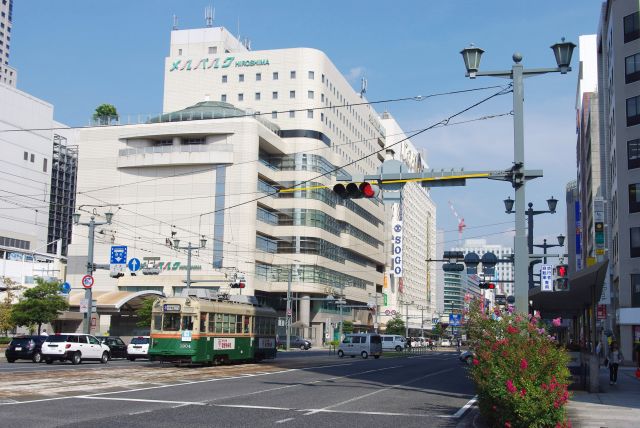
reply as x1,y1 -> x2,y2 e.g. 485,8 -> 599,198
392,221 -> 403,277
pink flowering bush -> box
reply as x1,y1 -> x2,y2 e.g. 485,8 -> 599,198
466,300 -> 571,427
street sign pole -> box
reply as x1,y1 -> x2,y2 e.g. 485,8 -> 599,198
84,217 -> 95,334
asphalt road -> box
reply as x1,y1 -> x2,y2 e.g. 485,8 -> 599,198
0,350 -> 475,428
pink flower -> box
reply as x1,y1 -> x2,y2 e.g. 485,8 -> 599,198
552,317 -> 562,327
505,421 -> 512,428
506,379 -> 518,394
520,388 -> 527,397
472,358 -> 479,366
537,328 -> 546,335
507,325 -> 519,334
520,358 -> 528,370
541,383 -> 548,390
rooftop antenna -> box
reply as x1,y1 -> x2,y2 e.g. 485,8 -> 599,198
172,14 -> 178,30
237,17 -> 241,40
360,77 -> 368,98
205,5 -> 214,27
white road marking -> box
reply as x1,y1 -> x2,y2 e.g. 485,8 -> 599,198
275,418 -> 295,423
452,395 -> 478,418
215,404 -> 290,410
303,367 -> 456,415
78,396 -> 207,406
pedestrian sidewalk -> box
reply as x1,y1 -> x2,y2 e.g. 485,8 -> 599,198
567,366 -> 640,428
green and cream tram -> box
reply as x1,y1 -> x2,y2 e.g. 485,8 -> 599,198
148,292 -> 277,365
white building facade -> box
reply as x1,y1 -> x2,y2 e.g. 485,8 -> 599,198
67,26 -> 398,341
379,112 -> 437,333
0,0 -> 16,86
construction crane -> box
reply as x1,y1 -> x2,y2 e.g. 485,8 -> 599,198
448,200 -> 466,243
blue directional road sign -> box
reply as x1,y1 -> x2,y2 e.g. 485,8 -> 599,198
60,282 -> 71,294
110,246 -> 127,264
128,258 -> 141,272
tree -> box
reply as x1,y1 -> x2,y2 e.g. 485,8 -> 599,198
385,314 -> 406,335
0,277 -> 22,336
93,103 -> 119,125
342,319 -> 354,334
10,278 -> 68,334
135,298 -> 155,328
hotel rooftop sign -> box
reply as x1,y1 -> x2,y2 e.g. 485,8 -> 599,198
169,56 -> 270,72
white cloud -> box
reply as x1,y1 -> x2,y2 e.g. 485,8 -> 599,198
345,66 -> 365,83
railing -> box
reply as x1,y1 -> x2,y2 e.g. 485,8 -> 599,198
118,144 -> 231,157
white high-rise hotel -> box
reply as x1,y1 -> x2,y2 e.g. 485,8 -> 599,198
67,25 -> 437,339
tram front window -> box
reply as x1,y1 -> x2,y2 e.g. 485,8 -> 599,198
182,316 -> 193,331
162,314 -> 181,331
153,315 -> 162,331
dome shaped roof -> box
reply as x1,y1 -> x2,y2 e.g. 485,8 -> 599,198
147,101 -> 246,123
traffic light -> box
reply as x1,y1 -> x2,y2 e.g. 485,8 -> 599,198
230,280 -> 246,289
333,182 -> 379,199
443,262 -> 465,272
554,264 -> 569,291
478,282 -> 496,290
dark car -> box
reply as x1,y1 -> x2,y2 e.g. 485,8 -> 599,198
96,336 -> 127,359
276,335 -> 312,350
5,336 -> 47,363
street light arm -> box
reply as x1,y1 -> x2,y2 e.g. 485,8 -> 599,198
522,67 -> 571,77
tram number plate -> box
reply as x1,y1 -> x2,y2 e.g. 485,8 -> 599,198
258,338 -> 275,349
213,338 -> 235,350
163,304 -> 181,312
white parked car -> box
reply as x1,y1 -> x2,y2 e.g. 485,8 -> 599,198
127,336 -> 150,360
440,338 -> 452,347
42,333 -> 111,364
380,335 -> 406,352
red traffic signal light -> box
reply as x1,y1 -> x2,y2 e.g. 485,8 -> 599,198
487,283 -> 495,290
333,182 -> 379,199
556,265 -> 568,278
230,281 -> 246,289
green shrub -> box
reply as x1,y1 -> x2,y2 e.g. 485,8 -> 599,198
466,302 -> 571,428
0,337 -> 12,344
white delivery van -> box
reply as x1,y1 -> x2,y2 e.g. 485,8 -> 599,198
380,335 -> 406,352
337,333 -> 382,359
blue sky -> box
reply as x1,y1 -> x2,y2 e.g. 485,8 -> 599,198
11,0 -> 604,250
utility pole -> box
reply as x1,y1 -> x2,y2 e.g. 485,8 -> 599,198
417,305 -> 428,338
172,236 -> 207,292
399,300 -> 413,338
73,211 -> 113,334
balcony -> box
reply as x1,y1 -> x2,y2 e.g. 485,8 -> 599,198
117,144 -> 234,168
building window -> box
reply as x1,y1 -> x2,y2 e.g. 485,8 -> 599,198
272,111 -> 278,119
624,12 -> 640,43
30,154 -> 34,163
626,53 -> 640,84
290,70 -> 296,79
289,110 -> 295,118
627,96 -> 640,126
23,151 -> 27,160
632,274 -> 640,307
630,183 -> 640,213
256,72 -> 261,81
308,90 -> 314,99
289,90 -> 295,99
43,158 -> 47,172
308,71 -> 314,80
239,74 -> 245,82
629,139 -> 640,169
178,48 -> 182,55
255,92 -> 261,100
632,227 -> 640,258
208,46 -> 217,54
221,94 -> 227,102
273,72 -> 279,80
272,91 -> 278,100
238,93 -> 244,101
222,75 -> 227,83
307,110 -> 314,119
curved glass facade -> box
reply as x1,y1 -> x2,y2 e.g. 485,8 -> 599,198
255,262 -> 372,290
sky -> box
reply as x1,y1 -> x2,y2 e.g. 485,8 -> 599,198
10,0 -> 605,251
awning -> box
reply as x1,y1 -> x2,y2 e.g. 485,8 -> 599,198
529,259 -> 608,316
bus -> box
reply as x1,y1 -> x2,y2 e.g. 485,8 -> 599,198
148,290 -> 277,365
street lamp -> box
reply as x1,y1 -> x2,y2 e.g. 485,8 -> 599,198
533,234 -> 565,264
73,210 -> 113,334
504,197 -> 559,289
461,38 -> 575,313
173,236 -> 207,292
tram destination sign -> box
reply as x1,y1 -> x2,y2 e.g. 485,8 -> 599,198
163,304 -> 181,312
